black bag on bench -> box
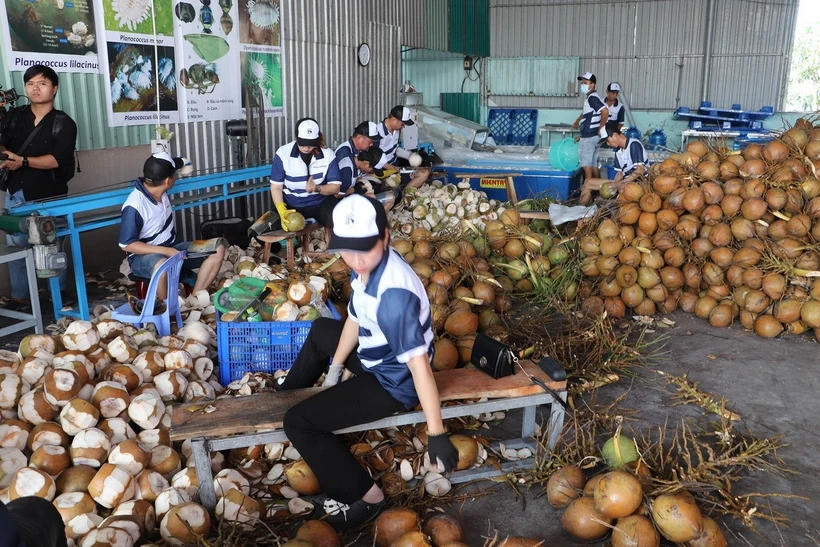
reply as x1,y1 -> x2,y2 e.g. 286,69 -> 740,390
200,217 -> 252,248
471,333 -> 516,379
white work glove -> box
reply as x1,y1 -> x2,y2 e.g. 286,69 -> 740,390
599,126 -> 609,139
322,364 -> 344,387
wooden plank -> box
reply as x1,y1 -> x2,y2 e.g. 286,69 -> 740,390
520,211 -> 550,220
169,360 -> 566,441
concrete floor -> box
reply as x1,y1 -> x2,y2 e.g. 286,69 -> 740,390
2,291 -> 818,545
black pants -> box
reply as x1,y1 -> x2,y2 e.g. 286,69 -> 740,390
5,497 -> 68,547
281,318 -> 405,503
294,197 -> 338,228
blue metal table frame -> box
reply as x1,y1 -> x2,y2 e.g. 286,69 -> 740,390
9,165 -> 272,321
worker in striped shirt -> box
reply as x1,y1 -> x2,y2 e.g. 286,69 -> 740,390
335,121 -> 383,194
377,105 -> 430,189
573,72 -> 609,182
277,194 -> 458,530
579,128 -> 648,205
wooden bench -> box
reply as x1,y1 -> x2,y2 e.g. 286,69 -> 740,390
170,360 -> 567,510
257,222 -> 326,268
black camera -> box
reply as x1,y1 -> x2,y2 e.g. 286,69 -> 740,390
0,86 -> 20,107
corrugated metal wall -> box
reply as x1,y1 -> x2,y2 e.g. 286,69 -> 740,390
489,0 -> 799,111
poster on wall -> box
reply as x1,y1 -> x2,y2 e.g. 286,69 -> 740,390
237,0 -> 283,117
94,0 -> 180,126
0,0 -> 100,73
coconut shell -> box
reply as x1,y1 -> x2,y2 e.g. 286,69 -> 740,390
562,496 -> 613,541
546,465 -> 586,508
651,491 -> 703,543
374,507 -> 421,547
444,310 -> 478,338
422,514 -> 463,546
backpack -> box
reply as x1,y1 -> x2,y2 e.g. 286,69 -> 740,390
2,106 -> 76,184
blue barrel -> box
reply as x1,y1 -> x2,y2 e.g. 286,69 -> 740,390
625,126 -> 641,140
648,129 -> 667,150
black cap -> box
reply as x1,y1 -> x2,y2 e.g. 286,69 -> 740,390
358,146 -> 389,176
143,152 -> 185,182
328,194 -> 389,253
389,105 -> 415,126
354,121 -> 382,141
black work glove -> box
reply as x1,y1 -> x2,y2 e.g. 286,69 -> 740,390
427,433 -> 459,473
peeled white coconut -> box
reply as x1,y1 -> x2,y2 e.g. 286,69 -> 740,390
88,463 -> 135,508
128,394 -> 165,430
154,487 -> 191,521
108,439 -> 152,476
163,350 -> 193,377
0,372 -> 27,410
181,340 -> 208,359
98,418 -> 136,445
17,357 -> 50,386
44,368 -> 82,407
213,468 -> 250,497
130,384 -> 162,401
54,491 -> 96,524
287,282 -> 313,307
0,448 -> 27,488
53,352 -> 93,384
152,371 -> 188,402
80,526 -> 134,547
170,467 -> 199,497
134,469 -> 168,502
98,514 -> 144,544
28,421 -> 70,452
0,350 -> 20,371
423,472 -> 452,497
92,381 -> 130,419
132,329 -> 157,348
70,427 -> 111,467
61,321 -> 101,352
136,428 -> 170,450
59,398 -> 101,436
192,358 -> 214,381
107,335 -> 139,364
157,335 -> 184,349
96,319 -> 126,342
76,382 -> 95,403
215,488 -> 262,526
17,387 -> 57,425
66,512 -> 105,543
132,352 -> 165,382
113,499 -> 156,536
184,448 -> 224,474
103,364 -> 143,392
408,152 -> 423,167
149,445 -> 181,478
160,502 -> 210,546
9,466 -> 56,500
287,497 -> 314,515
87,347 -> 112,376
0,419 -> 30,450
18,334 -> 56,358
30,444 -> 71,476
177,321 -> 215,347
183,380 -> 215,402
274,301 -> 300,322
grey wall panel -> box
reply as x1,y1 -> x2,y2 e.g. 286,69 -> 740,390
634,0 -> 706,57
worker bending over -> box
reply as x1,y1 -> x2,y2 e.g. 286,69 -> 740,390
335,121 -> 388,194
579,129 -> 648,205
377,105 -> 429,189
276,194 -> 458,530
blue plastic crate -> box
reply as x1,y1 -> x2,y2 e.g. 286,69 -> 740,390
216,303 -> 341,385
487,109 -> 538,146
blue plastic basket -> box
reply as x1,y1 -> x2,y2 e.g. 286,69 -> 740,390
487,108 -> 539,146
216,303 -> 341,385
548,138 -> 580,171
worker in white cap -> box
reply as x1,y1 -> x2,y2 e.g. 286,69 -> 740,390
277,194 -> 458,531
335,121 -> 382,194
572,72 -> 609,182
604,82 -> 626,136
579,128 -> 647,205
270,117 -> 342,229
377,105 -> 430,189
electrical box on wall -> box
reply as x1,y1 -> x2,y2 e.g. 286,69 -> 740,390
463,55 -> 473,72
151,139 -> 169,154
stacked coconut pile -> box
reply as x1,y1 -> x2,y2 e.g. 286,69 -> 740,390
579,119 -> 820,339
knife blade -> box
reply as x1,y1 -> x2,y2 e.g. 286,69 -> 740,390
231,286 -> 272,322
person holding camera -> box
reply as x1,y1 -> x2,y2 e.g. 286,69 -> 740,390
0,64 -> 77,312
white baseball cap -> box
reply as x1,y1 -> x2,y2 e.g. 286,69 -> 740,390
577,72 -> 597,83
607,82 -> 621,92
328,194 -> 388,252
295,117 -> 321,147
390,105 -> 415,125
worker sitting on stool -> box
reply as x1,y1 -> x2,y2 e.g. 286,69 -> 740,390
579,129 -> 648,205
377,105 -> 429,189
271,118 -> 341,230
572,72 -> 609,183
119,152 -> 226,299
275,194 -> 458,531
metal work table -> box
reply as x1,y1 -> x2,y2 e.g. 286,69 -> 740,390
0,245 -> 44,336
681,129 -> 773,147
10,164 -> 272,321
539,124 -> 580,147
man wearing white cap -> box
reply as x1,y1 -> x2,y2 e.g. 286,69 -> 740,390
277,194 -> 458,530
604,82 -> 626,136
377,105 -> 429,189
335,121 -> 383,194
119,152 -> 225,299
572,72 -> 609,181
270,117 -> 342,229
579,128 -> 647,205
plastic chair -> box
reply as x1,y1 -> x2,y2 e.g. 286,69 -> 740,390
112,252 -> 186,336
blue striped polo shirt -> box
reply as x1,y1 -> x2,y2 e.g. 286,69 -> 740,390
376,121 -> 411,164
348,247 -> 434,408
615,138 -> 648,176
270,141 -> 342,208
119,178 -> 176,257
580,92 -> 608,138
334,138 -> 363,193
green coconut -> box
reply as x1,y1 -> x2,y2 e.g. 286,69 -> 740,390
602,433 -> 640,469
285,211 -> 306,231
548,244 -> 570,265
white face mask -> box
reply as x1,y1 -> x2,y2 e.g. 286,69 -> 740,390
580,84 -> 590,94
